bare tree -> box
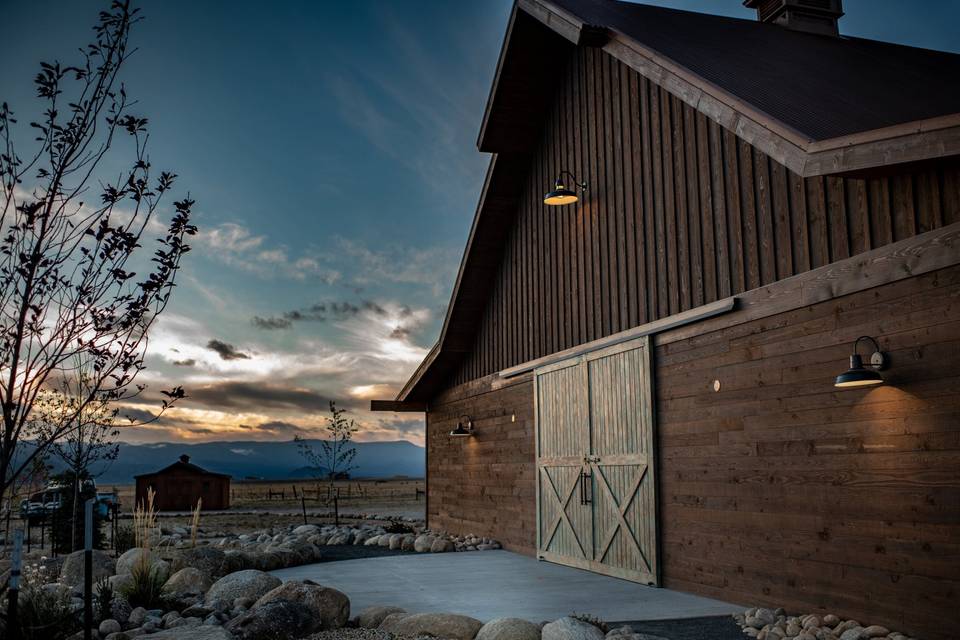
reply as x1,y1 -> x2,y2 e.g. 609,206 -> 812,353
0,0 -> 196,510
296,401 -> 359,481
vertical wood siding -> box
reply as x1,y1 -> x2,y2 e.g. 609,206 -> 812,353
449,47 -> 960,387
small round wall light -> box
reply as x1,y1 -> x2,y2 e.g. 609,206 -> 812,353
544,171 -> 587,206
835,336 -> 887,389
449,415 -> 475,437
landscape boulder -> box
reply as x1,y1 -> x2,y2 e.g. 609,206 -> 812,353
380,612 -> 484,640
355,605 -> 407,629
172,546 -> 226,578
253,579 -> 350,630
477,617 -> 543,640
430,538 -> 455,553
98,619 -> 122,636
206,570 -> 281,606
116,547 -> 159,575
60,549 -> 115,588
164,567 -> 213,600
293,524 -> 319,535
413,534 -> 436,553
225,600 -> 316,640
542,617 -> 606,640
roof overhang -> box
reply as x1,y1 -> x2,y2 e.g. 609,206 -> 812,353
492,0 -> 960,177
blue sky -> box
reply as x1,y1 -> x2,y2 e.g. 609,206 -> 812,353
2,0 -> 957,445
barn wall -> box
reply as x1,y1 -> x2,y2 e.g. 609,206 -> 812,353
135,471 -> 230,511
450,46 -> 960,386
427,261 -> 960,639
426,375 -> 536,554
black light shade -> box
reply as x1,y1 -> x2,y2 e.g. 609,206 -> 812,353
449,415 -> 474,437
834,354 -> 884,388
543,182 -> 579,206
544,171 -> 586,206
835,336 -> 887,389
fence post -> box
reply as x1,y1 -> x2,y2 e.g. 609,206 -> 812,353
6,529 -> 23,640
333,494 -> 339,527
301,495 -> 307,525
84,498 -> 94,640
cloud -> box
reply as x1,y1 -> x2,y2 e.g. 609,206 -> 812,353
173,358 -> 196,367
196,222 -> 342,283
251,316 -> 292,330
230,448 -> 254,456
336,237 -> 459,297
187,381 -> 350,413
206,340 -> 251,361
251,299 -> 389,330
239,421 -> 312,438
389,326 -> 410,340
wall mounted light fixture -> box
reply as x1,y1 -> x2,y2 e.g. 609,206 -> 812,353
449,415 -> 475,437
835,336 -> 888,389
543,171 -> 587,206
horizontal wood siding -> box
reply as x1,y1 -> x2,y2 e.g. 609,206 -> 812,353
655,263 -> 960,640
449,47 -> 960,386
428,263 -> 960,639
426,376 -> 536,554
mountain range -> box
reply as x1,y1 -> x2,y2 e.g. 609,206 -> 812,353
70,439 -> 425,484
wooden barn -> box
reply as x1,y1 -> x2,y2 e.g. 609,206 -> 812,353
134,454 -> 231,511
373,1 -> 960,638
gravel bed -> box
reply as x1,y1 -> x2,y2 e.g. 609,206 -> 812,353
306,628 -> 429,640
313,544 -> 414,562
613,615 -> 745,640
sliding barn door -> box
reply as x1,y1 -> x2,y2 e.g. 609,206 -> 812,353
535,336 -> 658,585
535,359 -> 593,565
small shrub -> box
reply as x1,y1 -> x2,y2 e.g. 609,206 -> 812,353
189,498 -> 202,548
114,524 -> 135,554
95,576 -> 113,622
384,520 -> 413,534
119,560 -> 167,609
571,613 -> 608,633
13,562 -> 78,639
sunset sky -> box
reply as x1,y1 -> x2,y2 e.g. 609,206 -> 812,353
2,0 -> 957,446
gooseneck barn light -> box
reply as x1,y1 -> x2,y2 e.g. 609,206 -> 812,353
449,415 -> 475,437
543,171 -> 587,206
834,336 -> 887,388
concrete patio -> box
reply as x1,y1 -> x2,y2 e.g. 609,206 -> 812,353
271,550 -> 743,623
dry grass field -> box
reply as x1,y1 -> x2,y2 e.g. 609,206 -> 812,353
105,477 -> 426,528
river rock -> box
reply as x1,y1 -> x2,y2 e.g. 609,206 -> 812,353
225,600 -> 316,639
355,605 -> 406,628
414,535 -> 436,553
172,547 -> 226,578
542,617 -> 606,640
116,548 -> 160,575
253,579 -> 350,629
60,549 -> 115,588
477,617 -> 542,640
431,538 -> 455,553
205,570 -> 281,606
164,567 -> 213,599
381,612 -> 484,640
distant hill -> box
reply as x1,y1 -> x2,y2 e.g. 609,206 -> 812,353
68,439 -> 424,484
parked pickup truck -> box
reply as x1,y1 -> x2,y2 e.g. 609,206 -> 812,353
19,480 -> 120,523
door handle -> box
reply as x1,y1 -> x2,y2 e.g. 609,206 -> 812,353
579,468 -> 592,505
